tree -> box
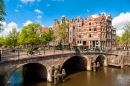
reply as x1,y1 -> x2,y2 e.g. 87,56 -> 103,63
116,35 -> 121,49
18,23 -> 42,47
0,36 -> 5,46
57,17 -> 69,47
0,0 -> 6,22
40,28 -> 55,45
121,21 -> 130,50
4,28 -> 20,48
121,31 -> 130,50
0,0 -> 6,33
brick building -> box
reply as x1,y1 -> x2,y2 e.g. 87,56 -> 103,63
53,13 -> 116,50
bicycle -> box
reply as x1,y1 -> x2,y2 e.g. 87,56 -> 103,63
27,47 -> 40,56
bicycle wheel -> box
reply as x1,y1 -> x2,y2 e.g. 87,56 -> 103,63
27,51 -> 32,57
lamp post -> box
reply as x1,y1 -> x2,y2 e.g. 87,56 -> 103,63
17,46 -> 20,59
0,49 -> 1,61
62,41 -> 64,54
43,43 -> 45,55
69,43 -> 71,53
54,42 -> 55,54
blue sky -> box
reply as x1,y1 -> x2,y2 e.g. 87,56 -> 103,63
1,0 -> 130,36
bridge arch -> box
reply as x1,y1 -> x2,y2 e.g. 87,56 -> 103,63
95,55 -> 107,66
6,62 -> 50,85
61,55 -> 89,74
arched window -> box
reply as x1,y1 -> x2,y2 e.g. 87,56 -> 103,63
89,22 -> 91,25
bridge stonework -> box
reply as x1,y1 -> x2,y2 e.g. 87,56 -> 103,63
0,52 -> 116,86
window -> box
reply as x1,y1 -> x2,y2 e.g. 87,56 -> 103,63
73,26 -> 75,30
89,28 -> 91,31
89,22 -> 91,25
78,29 -> 81,32
94,28 -> 97,31
89,34 -> 91,37
93,34 -> 98,38
83,34 -> 87,38
79,35 -> 81,38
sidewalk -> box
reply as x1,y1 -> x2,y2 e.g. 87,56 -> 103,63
1,50 -> 75,61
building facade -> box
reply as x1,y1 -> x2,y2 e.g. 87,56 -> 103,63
53,13 -> 116,50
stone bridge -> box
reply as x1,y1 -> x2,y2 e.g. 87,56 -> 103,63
0,52 -> 120,86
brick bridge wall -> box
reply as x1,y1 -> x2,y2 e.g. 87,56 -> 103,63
0,52 -> 115,86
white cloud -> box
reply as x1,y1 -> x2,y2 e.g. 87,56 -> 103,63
37,16 -> 42,19
34,9 -> 43,14
14,9 -> 19,12
92,14 -> 98,18
23,20 -> 32,26
47,4 -> 50,7
21,0 -> 35,3
41,25 -> 44,27
0,22 -> 19,36
112,12 -> 130,36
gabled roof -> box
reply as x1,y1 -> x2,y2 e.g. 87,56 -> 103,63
42,27 -> 48,32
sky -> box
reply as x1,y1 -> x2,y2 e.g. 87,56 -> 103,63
1,0 -> 130,36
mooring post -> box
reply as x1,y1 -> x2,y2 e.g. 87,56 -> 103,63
51,65 -> 55,82
93,63 -> 96,72
54,70 -> 57,85
62,69 -> 66,82
97,62 -> 100,71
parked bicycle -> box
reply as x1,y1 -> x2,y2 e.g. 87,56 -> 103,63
27,47 -> 40,56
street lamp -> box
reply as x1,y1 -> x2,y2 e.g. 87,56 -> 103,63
0,49 -> 1,61
43,43 -> 45,55
54,42 -> 55,54
69,43 -> 71,53
17,46 -> 20,59
62,41 -> 64,54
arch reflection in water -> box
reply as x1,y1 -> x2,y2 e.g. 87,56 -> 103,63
8,63 -> 47,86
8,66 -> 23,86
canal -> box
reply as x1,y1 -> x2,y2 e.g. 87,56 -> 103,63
8,66 -> 130,86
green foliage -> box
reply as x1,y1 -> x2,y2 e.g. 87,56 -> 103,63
120,22 -> 130,50
0,36 -> 5,46
121,22 -> 130,45
121,30 -> 130,45
4,28 -> 20,47
40,28 -> 55,45
116,35 -> 120,43
0,0 -> 6,22
57,18 -> 69,44
18,23 -> 42,46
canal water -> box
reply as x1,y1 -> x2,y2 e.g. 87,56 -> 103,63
8,66 -> 130,86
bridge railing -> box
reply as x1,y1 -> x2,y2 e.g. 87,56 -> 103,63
0,47 -> 116,62
0,49 -> 76,61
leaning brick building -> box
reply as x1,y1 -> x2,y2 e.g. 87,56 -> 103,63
53,13 -> 116,50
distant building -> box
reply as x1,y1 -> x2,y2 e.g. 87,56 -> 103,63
53,13 -> 116,50
53,16 -> 69,47
42,27 -> 48,32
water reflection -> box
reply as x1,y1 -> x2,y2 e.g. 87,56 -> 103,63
8,67 -> 23,86
8,66 -> 130,86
